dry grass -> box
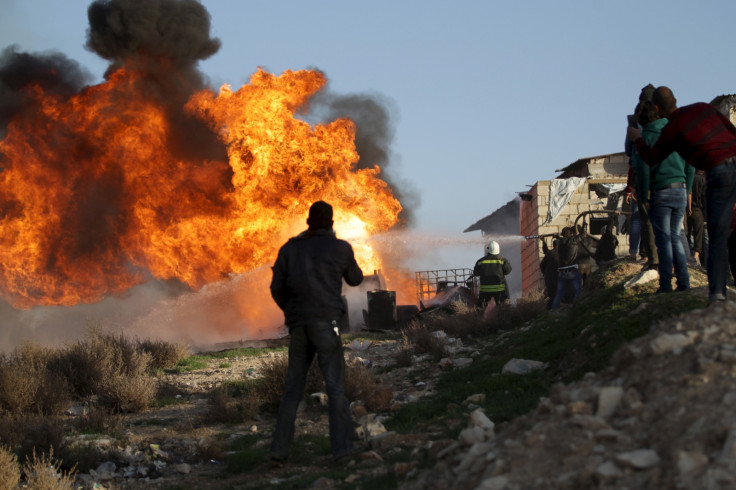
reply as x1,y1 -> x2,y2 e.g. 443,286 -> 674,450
53,330 -> 155,412
74,404 -> 123,435
0,343 -> 71,416
255,356 -> 324,408
22,447 -> 77,490
204,384 -> 261,424
400,320 -> 448,359
197,437 -> 225,463
483,290 -> 547,331
0,445 -> 19,489
344,360 -> 379,402
0,415 -> 65,467
0,329 -> 187,419
137,339 -> 190,370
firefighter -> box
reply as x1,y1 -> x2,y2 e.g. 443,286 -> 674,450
473,240 -> 512,309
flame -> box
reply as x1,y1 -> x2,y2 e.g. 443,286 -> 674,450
0,64 -> 406,312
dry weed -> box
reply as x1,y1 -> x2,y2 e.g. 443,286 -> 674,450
74,404 -> 123,435
255,356 -> 323,408
344,360 -> 379,402
0,343 -> 70,416
204,384 -> 260,424
401,321 -> 447,359
22,447 -> 77,490
197,437 -> 224,463
0,445 -> 19,489
484,291 -> 547,331
137,339 -> 190,370
55,330 -> 155,412
7,415 -> 65,466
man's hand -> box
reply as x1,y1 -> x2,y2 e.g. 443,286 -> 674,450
627,126 -> 642,141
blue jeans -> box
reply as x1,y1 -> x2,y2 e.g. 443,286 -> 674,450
706,158 -> 736,301
628,199 -> 642,255
551,267 -> 582,309
270,320 -> 354,460
650,185 -> 690,292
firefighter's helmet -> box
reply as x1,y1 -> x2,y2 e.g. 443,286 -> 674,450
486,240 -> 500,255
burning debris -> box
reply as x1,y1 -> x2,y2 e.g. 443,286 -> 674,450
0,0 -> 413,345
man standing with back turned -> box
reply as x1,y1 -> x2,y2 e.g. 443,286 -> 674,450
269,201 -> 364,464
627,86 -> 736,304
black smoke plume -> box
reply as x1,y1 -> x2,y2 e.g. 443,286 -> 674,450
0,46 -> 93,138
85,0 -> 227,163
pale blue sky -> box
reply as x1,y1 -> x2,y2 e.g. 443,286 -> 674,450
2,0 -> 735,256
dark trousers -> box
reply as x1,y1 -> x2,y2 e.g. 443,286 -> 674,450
638,199 -> 659,265
706,158 -> 736,302
477,290 -> 508,309
729,230 -> 736,285
270,320 -> 354,460
551,268 -> 582,309
687,207 -> 705,257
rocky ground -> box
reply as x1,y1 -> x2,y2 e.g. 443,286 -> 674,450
63,264 -> 736,489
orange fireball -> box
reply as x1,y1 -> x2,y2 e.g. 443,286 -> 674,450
0,63 -> 405,309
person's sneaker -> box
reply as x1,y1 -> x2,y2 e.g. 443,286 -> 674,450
675,286 -> 690,292
655,288 -> 673,294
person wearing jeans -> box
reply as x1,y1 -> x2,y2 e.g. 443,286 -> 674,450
269,201 -> 364,463
628,86 -> 736,304
631,100 -> 694,293
705,160 -> 736,301
271,319 -> 354,461
650,184 -> 690,292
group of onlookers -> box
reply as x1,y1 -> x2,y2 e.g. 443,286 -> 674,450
541,85 -> 736,309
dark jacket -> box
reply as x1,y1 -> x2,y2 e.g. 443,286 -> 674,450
594,230 -> 618,263
540,241 -> 559,288
473,254 -> 511,293
270,229 -> 363,328
557,235 -> 582,269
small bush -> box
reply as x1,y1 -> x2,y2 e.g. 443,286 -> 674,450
197,437 -> 224,463
74,404 -> 123,435
0,343 -> 71,416
401,321 -> 447,359
0,445 -> 19,489
0,415 -> 65,469
204,384 -> 261,424
255,356 -> 323,408
22,447 -> 77,490
393,346 -> 413,367
137,339 -> 190,370
344,360 -> 379,402
484,292 -> 547,331
54,330 -> 155,412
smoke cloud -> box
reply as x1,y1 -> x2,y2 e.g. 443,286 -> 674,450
86,0 -> 221,67
0,46 -> 93,137
86,0 -> 228,163
308,90 -> 420,228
